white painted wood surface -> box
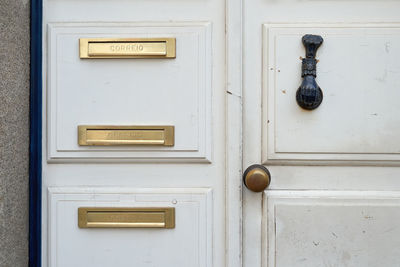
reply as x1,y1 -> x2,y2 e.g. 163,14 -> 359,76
263,23 -> 400,164
243,0 -> 400,267
42,0 -> 231,266
265,191 -> 400,267
47,23 -> 212,162
48,187 -> 212,267
42,0 -> 400,266
226,0 -> 244,265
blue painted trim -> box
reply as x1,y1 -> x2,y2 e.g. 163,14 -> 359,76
29,0 -> 43,266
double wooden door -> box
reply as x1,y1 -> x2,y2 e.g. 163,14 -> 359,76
42,0 -> 400,266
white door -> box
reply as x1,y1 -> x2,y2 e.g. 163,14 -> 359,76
243,1 -> 400,267
42,0 -> 232,267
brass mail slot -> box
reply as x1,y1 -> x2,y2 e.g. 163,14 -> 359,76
79,38 -> 176,58
78,125 -> 174,146
78,207 -> 175,229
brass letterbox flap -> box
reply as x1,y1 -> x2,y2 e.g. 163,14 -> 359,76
79,38 -> 176,59
78,207 -> 175,229
78,125 -> 174,146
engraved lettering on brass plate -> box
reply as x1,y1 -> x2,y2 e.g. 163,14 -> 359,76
78,207 -> 175,228
78,126 -> 174,146
80,38 -> 176,59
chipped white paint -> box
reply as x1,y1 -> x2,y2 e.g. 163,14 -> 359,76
264,191 -> 400,267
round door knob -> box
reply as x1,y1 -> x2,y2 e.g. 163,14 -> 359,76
243,164 -> 271,192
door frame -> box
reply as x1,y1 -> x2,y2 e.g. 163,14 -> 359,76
28,0 -> 244,266
29,0 -> 43,266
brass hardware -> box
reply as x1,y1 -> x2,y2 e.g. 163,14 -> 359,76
79,38 -> 176,59
78,207 -> 175,229
78,125 -> 174,146
243,164 -> 271,192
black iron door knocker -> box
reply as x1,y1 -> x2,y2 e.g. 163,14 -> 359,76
296,34 -> 324,110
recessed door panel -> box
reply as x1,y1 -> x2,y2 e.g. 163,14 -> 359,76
47,23 -> 212,162
263,24 -> 400,164
48,188 -> 212,267
265,191 -> 400,267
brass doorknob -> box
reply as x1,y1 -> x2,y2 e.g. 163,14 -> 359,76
243,164 -> 271,192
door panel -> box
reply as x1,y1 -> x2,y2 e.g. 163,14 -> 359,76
263,23 -> 400,163
48,188 -> 212,267
265,191 -> 400,267
47,23 -> 212,162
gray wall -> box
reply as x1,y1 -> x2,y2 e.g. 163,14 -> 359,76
0,0 -> 30,266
